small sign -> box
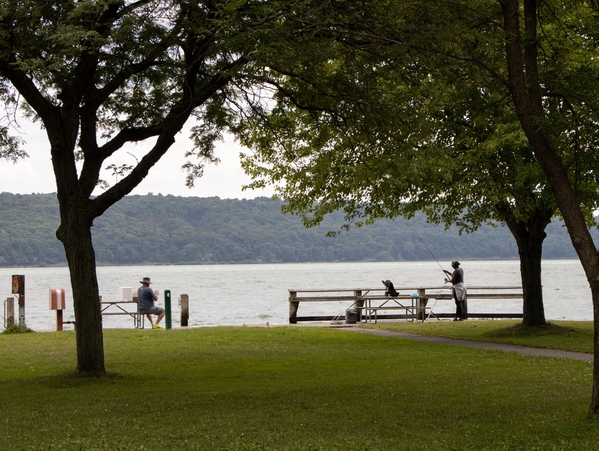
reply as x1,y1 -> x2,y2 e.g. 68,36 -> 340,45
12,275 -> 24,295
49,288 -> 66,310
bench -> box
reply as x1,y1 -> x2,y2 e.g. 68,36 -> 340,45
288,286 -> 523,323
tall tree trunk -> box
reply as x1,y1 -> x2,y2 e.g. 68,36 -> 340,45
501,209 -> 551,326
500,0 -> 599,412
56,200 -> 105,375
517,233 -> 545,326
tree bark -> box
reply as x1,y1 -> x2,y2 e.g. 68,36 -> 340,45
516,225 -> 546,326
56,200 -> 105,374
500,206 -> 552,326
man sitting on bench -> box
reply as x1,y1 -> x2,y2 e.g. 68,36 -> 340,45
138,276 -> 165,329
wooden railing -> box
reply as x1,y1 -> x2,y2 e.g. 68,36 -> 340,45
288,286 -> 523,323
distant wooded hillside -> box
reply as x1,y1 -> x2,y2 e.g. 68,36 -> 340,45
0,192 -> 588,267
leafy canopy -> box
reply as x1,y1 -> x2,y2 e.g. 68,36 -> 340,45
237,0 -> 599,232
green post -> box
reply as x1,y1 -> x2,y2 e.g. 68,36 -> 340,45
164,290 -> 172,329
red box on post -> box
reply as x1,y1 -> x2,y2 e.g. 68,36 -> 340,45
49,288 -> 66,310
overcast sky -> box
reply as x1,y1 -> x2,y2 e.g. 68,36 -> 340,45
0,118 -> 275,200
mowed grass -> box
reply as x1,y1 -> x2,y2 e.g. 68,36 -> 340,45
0,325 -> 597,450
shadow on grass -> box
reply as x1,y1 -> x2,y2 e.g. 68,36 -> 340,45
367,319 -> 594,352
13,371 -> 123,389
485,322 -> 585,339
475,321 -> 594,353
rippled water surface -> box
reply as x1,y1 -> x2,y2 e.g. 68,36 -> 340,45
1,260 -> 591,330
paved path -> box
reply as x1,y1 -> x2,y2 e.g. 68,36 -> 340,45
343,327 -> 594,362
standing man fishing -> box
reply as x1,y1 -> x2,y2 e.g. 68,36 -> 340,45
444,261 -> 466,321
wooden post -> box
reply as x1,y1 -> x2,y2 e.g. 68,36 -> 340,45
49,288 -> 66,331
56,310 -> 63,331
180,294 -> 189,327
416,288 -> 428,321
289,291 -> 298,323
462,296 -> 468,320
12,275 -> 25,326
354,290 -> 363,322
5,297 -> 14,327
164,290 -> 172,329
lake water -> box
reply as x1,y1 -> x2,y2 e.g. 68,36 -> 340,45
0,260 -> 593,331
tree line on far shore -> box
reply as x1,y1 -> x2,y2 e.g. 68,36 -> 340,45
0,192 -> 591,267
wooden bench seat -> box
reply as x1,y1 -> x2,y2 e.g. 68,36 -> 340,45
101,312 -> 139,315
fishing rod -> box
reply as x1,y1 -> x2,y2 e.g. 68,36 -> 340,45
409,223 -> 452,282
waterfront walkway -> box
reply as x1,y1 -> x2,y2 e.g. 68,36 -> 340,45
340,327 -> 594,362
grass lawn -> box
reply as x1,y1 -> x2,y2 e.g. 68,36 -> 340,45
1,324 -> 597,450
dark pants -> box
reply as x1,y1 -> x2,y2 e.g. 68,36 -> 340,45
453,289 -> 463,319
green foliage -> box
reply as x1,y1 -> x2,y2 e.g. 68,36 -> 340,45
0,125 -> 26,161
238,0 -> 599,231
0,191 -> 595,267
0,326 -> 597,450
